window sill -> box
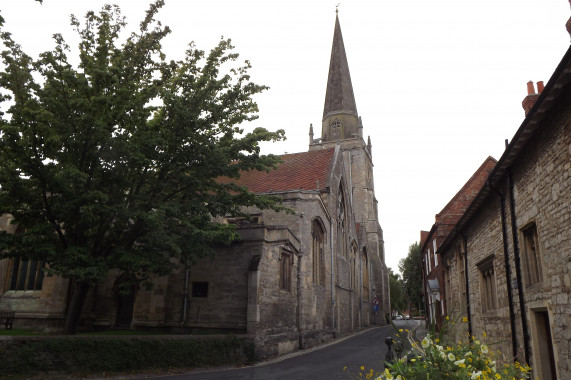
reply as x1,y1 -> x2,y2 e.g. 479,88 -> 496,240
481,309 -> 498,318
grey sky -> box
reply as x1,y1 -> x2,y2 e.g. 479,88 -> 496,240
1,0 -> 569,272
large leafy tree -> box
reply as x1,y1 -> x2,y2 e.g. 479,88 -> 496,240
0,1 -> 285,333
398,242 -> 423,313
388,267 -> 405,314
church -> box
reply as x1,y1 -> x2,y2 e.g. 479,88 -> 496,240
0,13 -> 389,359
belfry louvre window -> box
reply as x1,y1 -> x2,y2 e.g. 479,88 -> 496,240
8,258 -> 45,291
522,224 -> 542,286
280,251 -> 293,291
478,256 -> 497,312
312,220 -> 325,286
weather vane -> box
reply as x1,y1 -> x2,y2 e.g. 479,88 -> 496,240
336,3 -> 340,14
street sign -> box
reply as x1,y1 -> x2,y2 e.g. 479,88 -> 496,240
372,297 -> 380,306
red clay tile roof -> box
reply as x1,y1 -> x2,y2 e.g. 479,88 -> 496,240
435,156 -> 497,236
226,148 -> 336,194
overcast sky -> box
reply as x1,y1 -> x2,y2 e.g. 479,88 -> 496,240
1,0 -> 570,273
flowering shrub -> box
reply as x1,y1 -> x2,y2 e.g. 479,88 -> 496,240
377,331 -> 532,380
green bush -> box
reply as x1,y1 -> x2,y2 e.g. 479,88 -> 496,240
378,317 -> 532,380
379,333 -> 531,379
348,316 -> 533,380
0,335 -> 255,377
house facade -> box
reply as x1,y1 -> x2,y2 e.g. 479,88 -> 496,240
0,13 -> 388,359
438,45 -> 571,379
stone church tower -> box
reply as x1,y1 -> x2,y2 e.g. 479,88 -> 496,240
309,12 -> 389,317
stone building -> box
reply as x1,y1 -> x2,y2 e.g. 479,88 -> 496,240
0,13 -> 388,359
438,44 -> 571,379
420,157 -> 496,329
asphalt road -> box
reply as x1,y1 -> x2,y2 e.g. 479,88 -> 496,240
139,320 -> 420,380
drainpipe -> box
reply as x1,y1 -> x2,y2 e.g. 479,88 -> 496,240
507,169 -> 530,365
330,218 -> 336,333
181,260 -> 190,328
488,180 -> 518,360
359,249 -> 363,327
297,251 -> 304,349
455,228 -> 473,340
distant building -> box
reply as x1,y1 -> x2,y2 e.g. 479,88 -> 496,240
0,13 -> 389,360
420,157 -> 496,329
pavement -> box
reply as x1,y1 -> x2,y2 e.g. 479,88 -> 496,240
412,318 -> 428,342
391,318 -> 428,358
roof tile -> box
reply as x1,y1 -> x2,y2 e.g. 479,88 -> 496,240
226,148 -> 336,194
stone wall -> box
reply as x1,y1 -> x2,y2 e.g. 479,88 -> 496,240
440,74 -> 571,379
507,90 -> 571,379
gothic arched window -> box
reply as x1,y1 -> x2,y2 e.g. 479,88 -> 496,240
280,249 -> 293,291
362,247 -> 369,300
312,220 -> 325,286
337,185 -> 348,259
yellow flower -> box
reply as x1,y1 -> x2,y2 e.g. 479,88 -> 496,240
483,331 -> 487,338
462,317 -> 468,323
399,329 -> 403,332
435,338 -> 439,343
361,366 -> 365,370
495,374 -> 501,379
481,344 -> 489,354
446,316 -> 450,320
383,368 -> 393,380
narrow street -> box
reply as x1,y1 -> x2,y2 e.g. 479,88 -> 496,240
138,319 -> 421,380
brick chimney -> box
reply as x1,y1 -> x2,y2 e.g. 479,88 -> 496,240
522,80 -> 544,116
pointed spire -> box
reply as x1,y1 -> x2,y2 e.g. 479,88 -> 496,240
322,12 -> 358,120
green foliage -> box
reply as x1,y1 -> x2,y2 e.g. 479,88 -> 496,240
398,242 -> 423,312
0,0 -> 285,328
354,317 -> 532,380
380,328 -> 531,380
388,267 -> 405,313
0,335 -> 255,376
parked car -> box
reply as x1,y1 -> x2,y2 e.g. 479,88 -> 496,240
394,315 -> 403,320
404,314 -> 410,320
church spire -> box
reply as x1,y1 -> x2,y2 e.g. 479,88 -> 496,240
321,12 -> 360,142
323,12 -> 357,120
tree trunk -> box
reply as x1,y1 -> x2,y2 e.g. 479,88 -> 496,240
64,280 -> 90,334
